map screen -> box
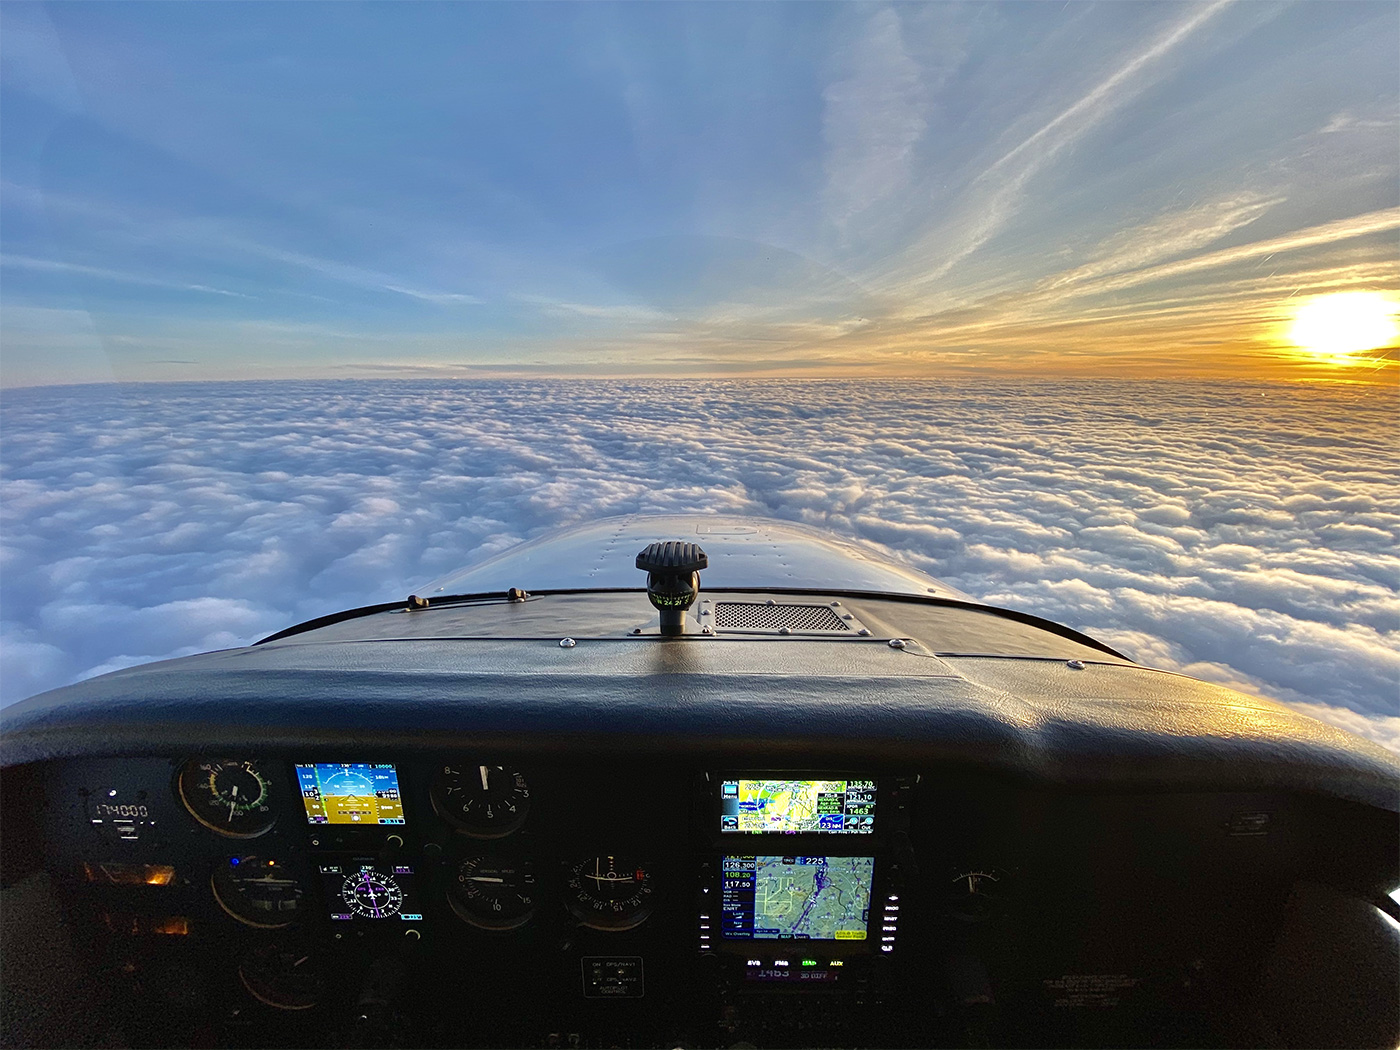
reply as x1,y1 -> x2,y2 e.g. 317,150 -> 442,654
720,779 -> 876,834
721,856 -> 873,940
296,763 -> 406,825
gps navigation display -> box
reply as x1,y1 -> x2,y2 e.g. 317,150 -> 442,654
296,763 -> 406,825
721,856 -> 874,940
720,779 -> 876,834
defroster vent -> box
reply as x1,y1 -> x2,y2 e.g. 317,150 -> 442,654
712,602 -> 851,633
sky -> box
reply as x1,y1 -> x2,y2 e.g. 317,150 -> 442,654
1,2 -> 1397,386
3,379 -> 1396,753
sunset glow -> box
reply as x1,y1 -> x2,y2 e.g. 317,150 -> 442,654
1286,292 -> 1398,361
1,4 -> 1397,386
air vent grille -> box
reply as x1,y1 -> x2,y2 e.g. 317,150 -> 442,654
712,602 -> 850,633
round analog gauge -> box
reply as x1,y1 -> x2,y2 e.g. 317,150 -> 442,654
177,759 -> 277,838
946,867 -> 1006,922
340,867 -> 405,919
238,942 -> 322,1011
429,764 -> 530,837
449,855 -> 536,931
211,855 -> 306,928
565,855 -> 654,931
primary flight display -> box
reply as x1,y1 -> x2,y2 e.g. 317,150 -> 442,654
720,779 -> 876,834
720,856 -> 874,940
296,763 -> 406,825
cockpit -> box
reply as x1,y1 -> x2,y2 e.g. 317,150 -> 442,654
3,518 -> 1397,1048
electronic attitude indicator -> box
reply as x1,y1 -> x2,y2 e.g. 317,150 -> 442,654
449,855 -> 537,931
566,856 -> 654,931
429,764 -> 530,837
177,760 -> 277,838
296,763 -> 405,825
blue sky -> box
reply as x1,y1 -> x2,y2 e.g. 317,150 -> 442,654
2,1 -> 1396,385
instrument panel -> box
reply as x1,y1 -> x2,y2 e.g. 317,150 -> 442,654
34,755 -> 930,1044
23,754 -> 1335,1048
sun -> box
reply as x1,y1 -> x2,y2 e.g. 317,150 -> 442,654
1286,292 -> 1398,359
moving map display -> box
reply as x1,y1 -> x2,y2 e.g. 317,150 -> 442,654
720,779 -> 876,834
296,763 -> 405,825
721,856 -> 873,940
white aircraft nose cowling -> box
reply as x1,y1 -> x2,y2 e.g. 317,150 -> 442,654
425,514 -> 972,600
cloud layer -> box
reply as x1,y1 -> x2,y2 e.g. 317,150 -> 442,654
2,379 -> 1395,751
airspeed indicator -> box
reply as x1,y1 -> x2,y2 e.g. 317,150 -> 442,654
177,759 -> 277,838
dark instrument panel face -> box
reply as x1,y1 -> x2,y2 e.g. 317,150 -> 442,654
19,753 -> 1373,1049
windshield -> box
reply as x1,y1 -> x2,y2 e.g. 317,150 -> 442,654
1,3 -> 1396,751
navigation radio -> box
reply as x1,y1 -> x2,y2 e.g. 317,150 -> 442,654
697,773 -> 914,991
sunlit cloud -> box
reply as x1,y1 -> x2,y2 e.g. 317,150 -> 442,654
3,379 -> 1395,754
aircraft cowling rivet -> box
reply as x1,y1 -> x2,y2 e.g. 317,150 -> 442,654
778,627 -> 791,635
631,628 -> 642,635
1066,659 -> 1086,670
888,639 -> 907,650
858,628 -> 871,637
559,637 -> 577,648
701,627 -> 714,635
830,601 -> 841,607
